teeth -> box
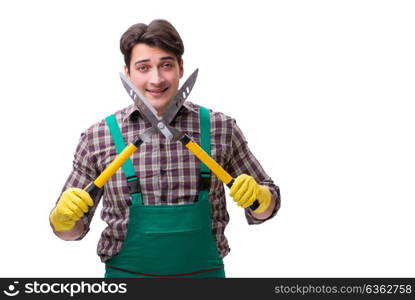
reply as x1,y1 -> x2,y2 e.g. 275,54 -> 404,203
147,87 -> 168,93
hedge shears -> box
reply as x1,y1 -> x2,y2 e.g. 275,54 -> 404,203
119,71 -> 260,210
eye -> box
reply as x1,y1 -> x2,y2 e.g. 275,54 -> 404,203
161,62 -> 173,69
137,65 -> 149,72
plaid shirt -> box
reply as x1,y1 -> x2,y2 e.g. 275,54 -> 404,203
58,101 -> 280,262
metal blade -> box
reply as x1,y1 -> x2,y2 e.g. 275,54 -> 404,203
119,73 -> 181,141
119,72 -> 159,119
139,127 -> 156,143
162,68 -> 198,124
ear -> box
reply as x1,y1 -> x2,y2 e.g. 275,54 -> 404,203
124,65 -> 130,77
179,60 -> 184,78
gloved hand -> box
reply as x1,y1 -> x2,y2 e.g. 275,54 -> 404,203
49,187 -> 94,232
229,174 -> 271,213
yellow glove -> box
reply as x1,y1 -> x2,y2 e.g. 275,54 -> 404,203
50,187 -> 94,232
229,174 -> 271,213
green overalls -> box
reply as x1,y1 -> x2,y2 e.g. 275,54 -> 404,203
104,106 -> 225,278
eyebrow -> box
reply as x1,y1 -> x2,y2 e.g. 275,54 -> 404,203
134,56 -> 176,66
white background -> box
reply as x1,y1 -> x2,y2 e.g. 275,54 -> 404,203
0,0 -> 414,277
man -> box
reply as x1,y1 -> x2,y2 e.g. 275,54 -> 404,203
49,19 -> 280,278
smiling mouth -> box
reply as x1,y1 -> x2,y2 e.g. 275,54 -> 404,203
146,87 -> 169,97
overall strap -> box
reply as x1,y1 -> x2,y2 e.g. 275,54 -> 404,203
198,106 -> 211,196
105,115 -> 142,206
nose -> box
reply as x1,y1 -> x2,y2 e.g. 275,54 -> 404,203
149,68 -> 165,86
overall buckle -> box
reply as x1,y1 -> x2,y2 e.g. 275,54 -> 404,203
126,176 -> 141,194
199,172 -> 211,191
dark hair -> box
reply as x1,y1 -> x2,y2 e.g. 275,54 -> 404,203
120,19 -> 184,72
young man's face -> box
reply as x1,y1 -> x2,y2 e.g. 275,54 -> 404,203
125,43 -> 184,116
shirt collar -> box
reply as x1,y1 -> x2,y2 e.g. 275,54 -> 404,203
122,101 -> 197,122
